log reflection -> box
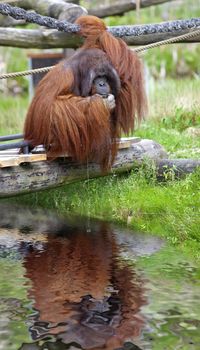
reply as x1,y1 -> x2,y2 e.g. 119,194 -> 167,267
22,223 -> 146,349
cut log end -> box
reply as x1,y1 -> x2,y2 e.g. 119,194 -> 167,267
57,6 -> 88,23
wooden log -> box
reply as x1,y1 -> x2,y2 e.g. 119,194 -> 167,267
89,0 -> 175,18
6,0 -> 80,5
0,138 -> 199,198
0,26 -> 199,49
5,0 -> 87,23
156,159 -> 200,179
0,14 -> 25,27
4,0 -> 173,22
0,138 -> 165,197
0,27 -> 82,49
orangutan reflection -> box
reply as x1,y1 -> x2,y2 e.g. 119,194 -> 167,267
22,223 -> 146,350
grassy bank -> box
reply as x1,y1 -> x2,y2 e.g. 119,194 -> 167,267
0,78 -> 200,256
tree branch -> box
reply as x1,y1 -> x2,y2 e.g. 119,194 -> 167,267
5,0 -> 176,19
89,0 -> 176,18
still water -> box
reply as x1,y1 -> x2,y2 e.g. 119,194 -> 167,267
0,204 -> 199,350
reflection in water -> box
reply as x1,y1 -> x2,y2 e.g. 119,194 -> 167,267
1,205 -> 199,350
22,225 -> 145,349
0,205 -> 157,350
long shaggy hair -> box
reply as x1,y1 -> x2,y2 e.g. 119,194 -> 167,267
24,16 -> 147,169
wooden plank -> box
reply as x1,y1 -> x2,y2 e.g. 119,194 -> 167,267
0,137 -> 140,168
117,137 -> 141,149
0,153 -> 46,168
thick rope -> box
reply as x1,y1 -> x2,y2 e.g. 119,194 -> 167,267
0,28 -> 199,80
0,3 -> 200,37
134,27 -> 200,53
0,3 -> 80,33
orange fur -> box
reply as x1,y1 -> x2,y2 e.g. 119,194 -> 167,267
76,15 -> 148,133
24,59 -> 112,169
24,16 -> 147,170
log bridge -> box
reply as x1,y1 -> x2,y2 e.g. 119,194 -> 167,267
0,134 -> 200,198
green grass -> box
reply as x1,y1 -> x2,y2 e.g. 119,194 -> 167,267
135,79 -> 200,159
147,79 -> 200,122
0,47 -> 29,93
0,95 -> 28,135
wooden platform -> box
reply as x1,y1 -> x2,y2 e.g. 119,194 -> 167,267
0,137 -> 140,168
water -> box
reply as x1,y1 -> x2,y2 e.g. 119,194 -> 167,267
0,204 -> 199,350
